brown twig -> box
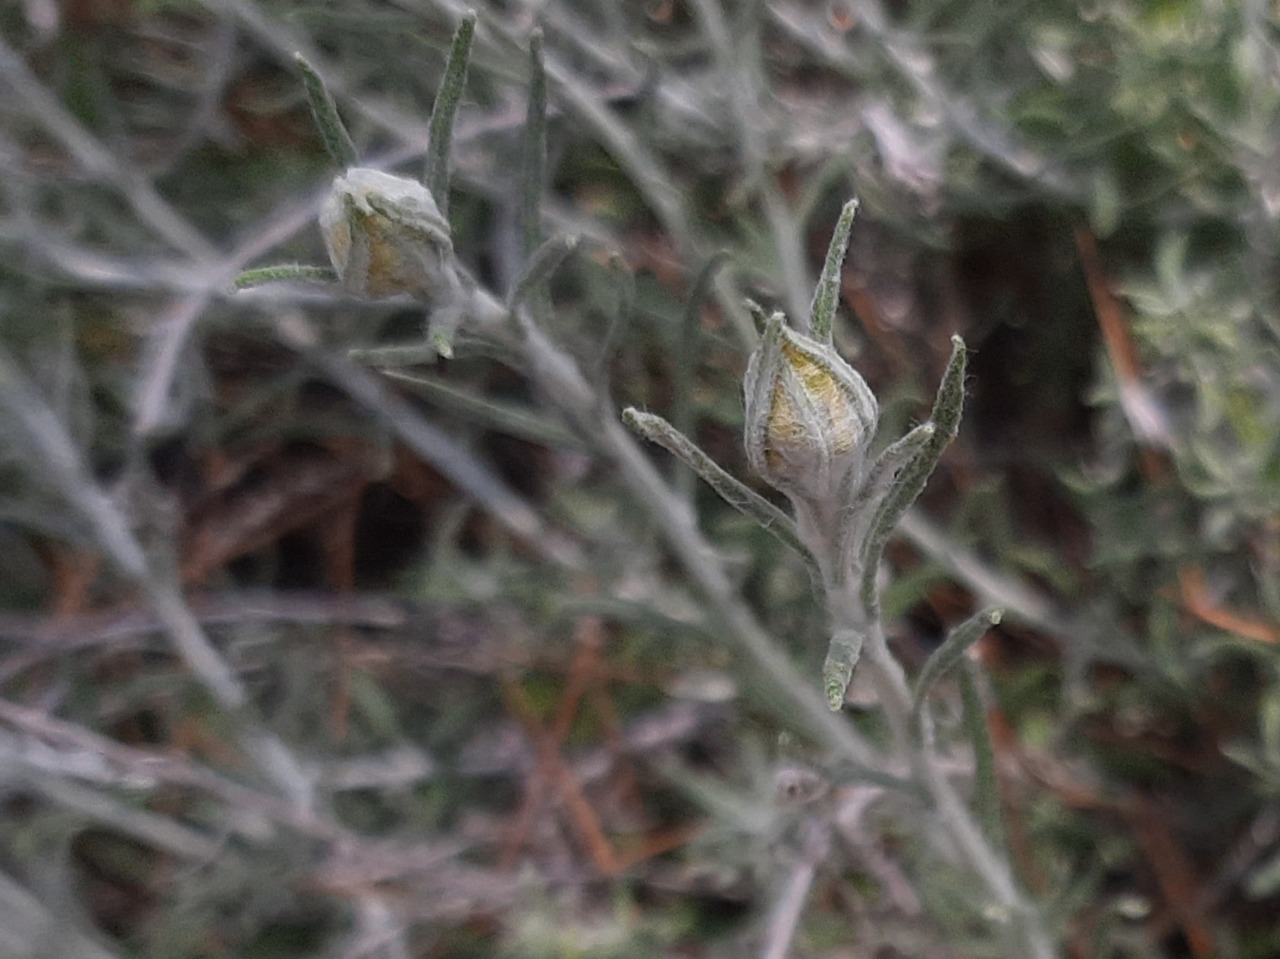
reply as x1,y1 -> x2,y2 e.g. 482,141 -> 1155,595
1073,225 -> 1167,479
501,671 -> 621,874
319,490 -> 365,741
1121,793 -> 1217,958
1177,566 -> 1278,645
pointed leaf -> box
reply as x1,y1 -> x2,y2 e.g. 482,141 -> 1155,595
295,54 -> 358,168
519,29 -> 547,260
913,606 -> 1002,717
383,370 -> 583,449
841,421 -> 934,567
860,335 -> 967,609
424,10 -> 478,215
810,198 -> 858,342
673,251 -> 730,498
822,629 -> 864,710
622,408 -> 820,580
508,234 -> 579,308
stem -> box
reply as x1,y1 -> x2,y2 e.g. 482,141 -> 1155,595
824,577 -> 1054,958
459,287 -> 880,769
449,276 -> 1052,953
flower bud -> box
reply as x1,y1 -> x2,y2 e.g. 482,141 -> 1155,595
319,167 -> 454,299
743,312 -> 879,522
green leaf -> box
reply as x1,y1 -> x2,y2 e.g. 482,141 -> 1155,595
508,234 -> 579,309
673,252 -> 730,499
383,369 -> 584,449
424,10 -> 478,215
810,198 -> 858,342
294,54 -> 358,168
913,606 -> 1003,719
622,408 -> 821,581
234,264 -> 338,290
823,629 -> 864,711
861,335 -> 967,610
958,659 -> 1006,851
842,421 -> 935,564
593,252 -> 636,380
348,343 -> 442,367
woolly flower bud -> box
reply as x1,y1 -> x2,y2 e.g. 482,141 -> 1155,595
743,312 -> 879,522
320,167 -> 454,299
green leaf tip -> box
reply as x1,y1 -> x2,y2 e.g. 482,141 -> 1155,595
912,605 -> 1004,721
810,198 -> 859,342
425,10 -> 479,213
509,234 -> 580,308
823,630 -> 864,710
430,330 -> 455,359
932,334 -> 968,442
294,54 -> 358,168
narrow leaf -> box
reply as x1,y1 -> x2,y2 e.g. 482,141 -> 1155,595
841,421 -> 934,567
913,606 -> 1002,716
822,629 -> 864,711
383,370 -> 584,449
424,10 -> 478,215
349,343 -> 442,367
673,252 -> 730,499
519,29 -> 547,261
810,198 -> 858,342
958,659 -> 1007,851
860,423 -> 937,511
622,408 -> 821,579
234,264 -> 338,290
295,54 -> 358,168
593,252 -> 636,379
860,335 -> 967,609
930,333 -> 967,441
508,234 -> 579,308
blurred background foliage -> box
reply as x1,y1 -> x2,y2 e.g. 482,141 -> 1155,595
1,0 -> 1279,956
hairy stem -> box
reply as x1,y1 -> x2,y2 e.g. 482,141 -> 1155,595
825,576 -> 1053,958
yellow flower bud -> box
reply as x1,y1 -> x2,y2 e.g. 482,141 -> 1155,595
743,312 -> 878,525
319,167 -> 454,299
